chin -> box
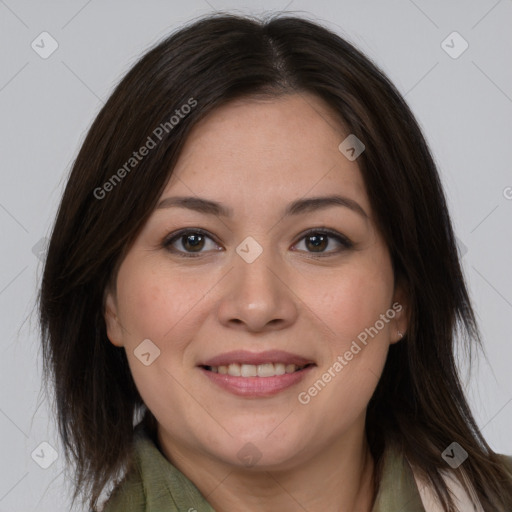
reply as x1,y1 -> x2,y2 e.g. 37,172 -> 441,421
215,430 -> 307,470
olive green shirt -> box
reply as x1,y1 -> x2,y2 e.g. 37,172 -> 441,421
102,425 -> 512,512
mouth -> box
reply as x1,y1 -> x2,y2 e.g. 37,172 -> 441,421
198,350 -> 316,397
201,362 -> 314,377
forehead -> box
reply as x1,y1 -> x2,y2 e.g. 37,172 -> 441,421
163,93 -> 370,219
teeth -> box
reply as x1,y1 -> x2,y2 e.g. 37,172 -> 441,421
210,362 -> 305,377
258,363 -> 281,377
285,364 -> 296,374
241,364 -> 257,377
227,363 -> 241,376
274,363 -> 286,375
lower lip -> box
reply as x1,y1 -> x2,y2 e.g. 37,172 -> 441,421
199,366 -> 314,397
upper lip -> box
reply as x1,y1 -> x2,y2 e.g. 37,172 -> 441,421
199,350 -> 316,368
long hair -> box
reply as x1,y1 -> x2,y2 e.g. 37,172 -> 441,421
39,13 -> 512,511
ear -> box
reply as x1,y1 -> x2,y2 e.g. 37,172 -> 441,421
390,280 -> 409,345
104,290 -> 124,347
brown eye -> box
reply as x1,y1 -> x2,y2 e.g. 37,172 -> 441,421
180,233 -> 205,252
293,229 -> 352,256
163,228 -> 352,259
163,229 -> 220,257
304,233 -> 329,252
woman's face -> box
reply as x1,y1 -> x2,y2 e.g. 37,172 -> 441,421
105,93 -> 407,470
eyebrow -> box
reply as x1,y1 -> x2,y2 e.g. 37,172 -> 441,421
155,194 -> 368,219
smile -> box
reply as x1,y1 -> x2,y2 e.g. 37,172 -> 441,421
203,362 -> 312,377
198,350 -> 316,397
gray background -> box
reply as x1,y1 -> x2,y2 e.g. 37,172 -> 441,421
1,0 -> 511,510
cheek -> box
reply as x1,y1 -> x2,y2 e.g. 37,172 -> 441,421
114,260 -> 204,422
115,258 -> 211,344
300,249 -> 394,414
311,255 -> 394,345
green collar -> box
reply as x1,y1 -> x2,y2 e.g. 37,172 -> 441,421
103,425 -> 426,511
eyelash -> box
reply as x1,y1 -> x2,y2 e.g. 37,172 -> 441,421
162,227 -> 353,258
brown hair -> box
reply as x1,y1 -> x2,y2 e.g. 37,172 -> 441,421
39,12 -> 512,511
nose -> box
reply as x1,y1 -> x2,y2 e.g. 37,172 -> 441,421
215,242 -> 299,333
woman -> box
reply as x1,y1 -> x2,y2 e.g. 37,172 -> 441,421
39,13 -> 512,512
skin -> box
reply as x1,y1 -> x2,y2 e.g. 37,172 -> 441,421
104,93 -> 408,512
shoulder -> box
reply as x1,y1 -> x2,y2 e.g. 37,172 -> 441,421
101,469 -> 145,512
102,421 -> 216,512
100,427 -> 148,511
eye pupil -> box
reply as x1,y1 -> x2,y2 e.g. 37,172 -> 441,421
183,234 -> 204,251
306,234 -> 328,252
